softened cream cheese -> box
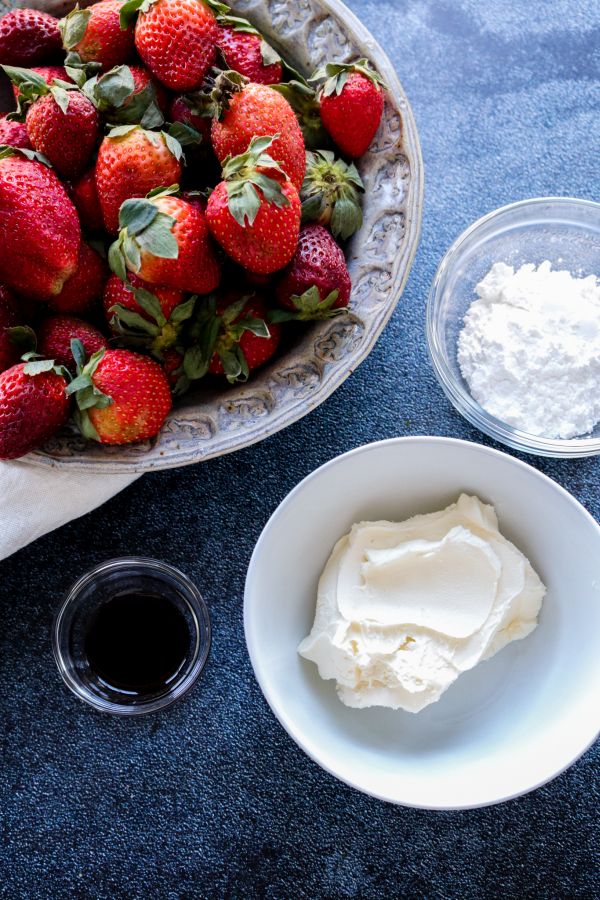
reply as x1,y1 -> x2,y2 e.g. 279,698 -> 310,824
298,494 -> 546,712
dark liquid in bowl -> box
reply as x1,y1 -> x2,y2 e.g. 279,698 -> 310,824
84,592 -> 189,695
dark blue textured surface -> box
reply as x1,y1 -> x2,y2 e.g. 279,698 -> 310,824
1,2 -> 600,897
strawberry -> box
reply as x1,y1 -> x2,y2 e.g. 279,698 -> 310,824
0,9 -> 62,67
3,66 -> 100,180
0,114 -> 31,150
275,224 -> 351,321
129,0 -> 220,92
95,125 -> 183,233
103,272 -> 183,333
67,343 -> 172,445
84,63 -> 167,128
216,15 -> 282,85
184,292 -> 280,383
60,0 -> 135,71
206,135 -> 301,275
300,150 -> 364,240
68,168 -> 104,232
0,359 -> 70,459
109,187 -> 221,294
103,272 -> 194,360
211,77 -> 306,190
0,147 -> 80,301
49,242 -> 108,316
0,285 -> 34,374
27,91 -> 99,181
11,65 -> 71,101
38,315 -> 108,371
312,59 -> 385,158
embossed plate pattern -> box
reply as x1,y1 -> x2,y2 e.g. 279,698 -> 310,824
28,0 -> 424,472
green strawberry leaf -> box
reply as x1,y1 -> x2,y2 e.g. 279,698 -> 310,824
216,13 -> 259,35
331,195 -> 363,242
162,130 -> 184,162
205,0 -> 231,15
2,65 -> 48,91
23,358 -> 56,376
227,180 -> 261,228
119,197 -> 159,234
221,297 -> 249,325
170,296 -> 196,324
7,325 -> 36,353
248,171 -> 289,208
65,65 -> 87,88
132,287 -> 164,324
107,124 -> 139,139
267,308 -> 299,324
123,233 -> 142,271
119,0 -> 145,30
237,316 -> 270,338
260,39 -> 281,67
139,99 -> 164,129
74,407 -> 101,441
219,347 -> 244,383
60,8 -> 91,50
65,372 -> 93,395
70,338 -> 87,372
138,215 -> 179,258
50,85 -> 70,115
167,122 -> 202,147
146,184 -> 180,200
111,304 -> 160,336
94,65 -> 135,109
108,239 -> 128,281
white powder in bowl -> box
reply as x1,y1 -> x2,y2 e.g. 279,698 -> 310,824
457,261 -> 600,439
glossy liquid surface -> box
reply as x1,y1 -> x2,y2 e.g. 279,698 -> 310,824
84,592 -> 190,695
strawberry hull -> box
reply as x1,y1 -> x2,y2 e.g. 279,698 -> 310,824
0,155 -> 80,301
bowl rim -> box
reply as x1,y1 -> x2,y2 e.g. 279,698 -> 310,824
25,0 -> 424,474
426,196 -> 600,459
244,435 -> 600,809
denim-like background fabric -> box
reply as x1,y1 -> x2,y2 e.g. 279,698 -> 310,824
1,1 -> 599,897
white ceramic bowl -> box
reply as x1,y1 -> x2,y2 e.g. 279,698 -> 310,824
244,437 -> 600,809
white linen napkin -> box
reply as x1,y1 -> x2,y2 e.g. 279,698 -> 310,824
0,461 -> 139,561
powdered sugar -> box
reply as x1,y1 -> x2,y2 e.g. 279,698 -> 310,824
457,261 -> 600,439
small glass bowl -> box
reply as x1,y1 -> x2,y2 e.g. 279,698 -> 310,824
427,197 -> 600,458
53,558 -> 211,716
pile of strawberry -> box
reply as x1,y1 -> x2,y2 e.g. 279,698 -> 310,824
0,0 -> 386,458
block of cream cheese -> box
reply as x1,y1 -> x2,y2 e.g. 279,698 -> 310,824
298,494 -> 546,712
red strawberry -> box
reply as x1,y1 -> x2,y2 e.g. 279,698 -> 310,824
313,59 -> 385,158
184,292 -> 280,384
206,135 -> 301,275
211,79 -> 305,191
60,0 -> 135,71
103,272 -> 183,333
38,315 -> 107,370
49,242 -> 108,316
95,125 -> 182,233
11,65 -> 71,101
0,114 -> 31,150
25,89 -> 100,180
0,147 -> 80,301
0,360 -> 70,459
0,9 -> 62,67
275,224 -> 351,320
169,95 -> 211,143
68,168 -> 104,232
110,188 -> 221,294
68,345 -> 172,445
216,18 -> 282,85
132,0 -> 219,92
0,285 -> 32,373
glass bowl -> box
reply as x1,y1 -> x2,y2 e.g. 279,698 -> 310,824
53,558 -> 211,716
427,197 -> 600,458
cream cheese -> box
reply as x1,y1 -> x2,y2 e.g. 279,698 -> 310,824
298,494 -> 546,712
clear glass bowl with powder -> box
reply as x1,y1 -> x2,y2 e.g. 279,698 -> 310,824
427,197 -> 600,458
